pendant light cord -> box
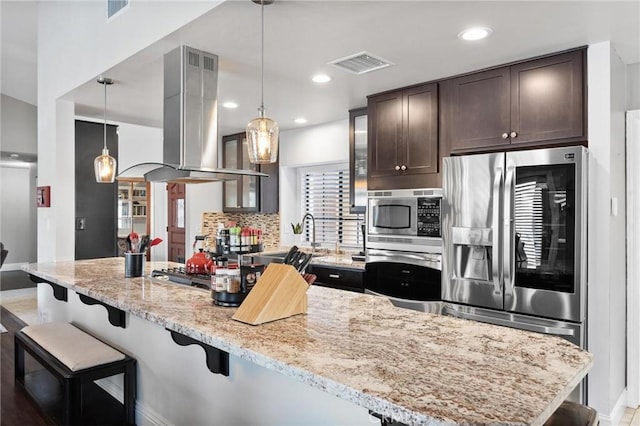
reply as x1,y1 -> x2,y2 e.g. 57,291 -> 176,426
103,78 -> 108,150
260,0 -> 265,113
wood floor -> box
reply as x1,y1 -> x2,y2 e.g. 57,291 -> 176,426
1,306 -> 51,425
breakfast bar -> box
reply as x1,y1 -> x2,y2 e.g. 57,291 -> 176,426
23,257 -> 593,426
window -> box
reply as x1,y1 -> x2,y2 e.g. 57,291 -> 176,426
300,165 -> 364,247
108,0 -> 129,18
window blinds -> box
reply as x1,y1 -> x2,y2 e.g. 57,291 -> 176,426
301,169 -> 364,247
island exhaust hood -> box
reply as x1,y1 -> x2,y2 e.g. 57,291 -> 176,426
118,45 -> 267,183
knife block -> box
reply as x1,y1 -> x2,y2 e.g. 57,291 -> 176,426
232,263 -> 309,325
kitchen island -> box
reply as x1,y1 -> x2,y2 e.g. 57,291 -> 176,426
23,258 -> 592,426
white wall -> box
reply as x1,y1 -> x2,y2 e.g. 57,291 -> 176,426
37,0 -> 222,262
117,122 -> 170,261
0,163 -> 37,269
186,182 -> 222,256
628,63 -> 640,110
587,41 -> 628,424
1,94 -> 37,154
627,110 -> 640,408
0,94 -> 38,269
278,119 -> 349,246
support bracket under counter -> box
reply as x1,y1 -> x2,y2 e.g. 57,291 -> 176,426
78,294 -> 127,328
166,328 -> 229,376
29,274 -> 68,302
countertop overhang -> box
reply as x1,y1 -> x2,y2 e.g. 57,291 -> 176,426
23,258 -> 592,426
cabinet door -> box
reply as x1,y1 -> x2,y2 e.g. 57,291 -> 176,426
349,107 -> 367,214
403,83 -> 438,176
510,49 -> 585,145
259,160 -> 279,214
368,91 -> 403,179
222,135 -> 240,211
241,137 -> 259,212
449,67 -> 511,152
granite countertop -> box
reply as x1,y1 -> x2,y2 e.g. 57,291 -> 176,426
23,258 -> 592,426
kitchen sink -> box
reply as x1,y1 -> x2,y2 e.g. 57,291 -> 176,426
248,250 -> 318,265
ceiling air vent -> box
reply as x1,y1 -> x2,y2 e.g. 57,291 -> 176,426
329,51 -> 394,75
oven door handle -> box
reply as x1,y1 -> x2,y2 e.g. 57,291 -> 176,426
365,289 -> 441,313
366,249 -> 441,269
443,306 -> 575,337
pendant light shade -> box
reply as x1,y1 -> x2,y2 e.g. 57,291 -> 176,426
94,76 -> 117,183
247,0 -> 278,164
247,107 -> 279,163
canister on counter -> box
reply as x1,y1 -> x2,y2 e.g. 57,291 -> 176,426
214,268 -> 228,292
241,264 -> 265,293
227,269 -> 241,293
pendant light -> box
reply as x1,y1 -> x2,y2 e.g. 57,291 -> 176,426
94,76 -> 117,183
246,0 -> 279,164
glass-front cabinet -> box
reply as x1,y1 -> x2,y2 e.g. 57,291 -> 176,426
118,180 -> 150,238
349,107 -> 368,214
222,132 -> 261,212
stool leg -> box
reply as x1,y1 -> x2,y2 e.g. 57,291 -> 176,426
123,360 -> 137,425
63,377 -> 82,425
63,377 -> 72,425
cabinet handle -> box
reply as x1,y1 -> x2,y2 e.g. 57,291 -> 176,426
502,133 -> 509,139
329,274 -> 341,279
510,131 -> 518,138
394,165 -> 400,171
400,165 -> 407,171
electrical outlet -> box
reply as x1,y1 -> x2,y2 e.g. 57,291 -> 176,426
39,309 -> 51,323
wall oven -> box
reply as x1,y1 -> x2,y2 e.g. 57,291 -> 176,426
367,188 -> 442,254
365,249 -> 442,313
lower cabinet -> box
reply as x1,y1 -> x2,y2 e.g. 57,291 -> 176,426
307,264 -> 364,293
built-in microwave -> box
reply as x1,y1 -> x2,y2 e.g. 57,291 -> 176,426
366,188 -> 442,254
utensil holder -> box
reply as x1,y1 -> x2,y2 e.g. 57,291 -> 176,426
124,253 -> 145,278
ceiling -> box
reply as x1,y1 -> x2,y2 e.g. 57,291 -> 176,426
2,1 -> 639,138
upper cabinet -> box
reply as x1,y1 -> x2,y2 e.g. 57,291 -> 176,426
367,82 -> 439,190
443,48 -> 586,154
349,107 -> 367,214
222,132 -> 279,213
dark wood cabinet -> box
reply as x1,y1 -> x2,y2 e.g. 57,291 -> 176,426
349,107 -> 367,214
367,82 -> 439,190
222,132 -> 279,213
307,264 -> 364,293
445,48 -> 586,154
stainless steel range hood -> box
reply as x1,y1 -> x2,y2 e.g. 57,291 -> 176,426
118,45 -> 267,183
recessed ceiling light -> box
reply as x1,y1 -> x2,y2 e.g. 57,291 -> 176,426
312,74 -> 332,84
294,117 -> 308,124
222,101 -> 238,109
458,27 -> 492,41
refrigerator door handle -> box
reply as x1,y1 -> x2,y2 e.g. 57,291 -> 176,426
503,165 -> 516,296
443,307 -> 575,337
492,168 -> 503,295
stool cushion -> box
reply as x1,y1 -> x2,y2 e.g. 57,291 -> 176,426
21,323 -> 125,372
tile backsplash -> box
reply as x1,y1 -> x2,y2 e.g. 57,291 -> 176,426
201,212 -> 280,250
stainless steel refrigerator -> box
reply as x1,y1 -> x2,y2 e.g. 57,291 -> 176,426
442,146 -> 588,401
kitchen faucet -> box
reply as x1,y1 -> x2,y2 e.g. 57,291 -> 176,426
302,213 -> 321,252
